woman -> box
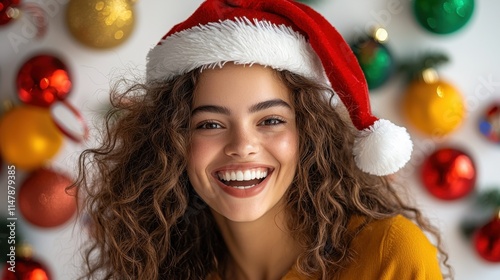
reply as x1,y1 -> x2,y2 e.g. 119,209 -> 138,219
75,0 -> 452,279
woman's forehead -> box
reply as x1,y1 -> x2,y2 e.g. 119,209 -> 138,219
193,63 -> 291,106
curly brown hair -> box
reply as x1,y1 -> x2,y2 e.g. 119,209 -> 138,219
74,67 -> 452,279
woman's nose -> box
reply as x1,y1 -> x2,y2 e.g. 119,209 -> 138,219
224,127 -> 259,158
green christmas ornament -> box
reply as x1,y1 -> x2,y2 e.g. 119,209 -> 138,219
413,0 -> 475,34
351,28 -> 394,90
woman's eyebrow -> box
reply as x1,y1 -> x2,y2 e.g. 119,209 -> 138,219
191,105 -> 230,116
249,99 -> 292,113
191,98 -> 292,116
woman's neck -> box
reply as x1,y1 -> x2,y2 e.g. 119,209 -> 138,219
211,202 -> 303,280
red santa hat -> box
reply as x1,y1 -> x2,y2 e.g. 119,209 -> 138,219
146,0 -> 413,176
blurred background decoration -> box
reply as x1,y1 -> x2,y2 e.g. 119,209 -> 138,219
351,26 -> 395,90
65,0 -> 136,49
400,53 -> 466,138
413,0 -> 475,35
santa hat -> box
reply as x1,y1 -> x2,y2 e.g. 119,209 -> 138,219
146,0 -> 413,176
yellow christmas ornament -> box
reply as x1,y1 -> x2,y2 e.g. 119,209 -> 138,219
0,105 -> 64,170
401,55 -> 466,137
66,0 -> 135,49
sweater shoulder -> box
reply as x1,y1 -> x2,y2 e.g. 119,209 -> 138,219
339,215 -> 443,280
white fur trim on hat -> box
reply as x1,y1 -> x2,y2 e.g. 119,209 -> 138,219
146,17 -> 327,84
353,119 -> 413,176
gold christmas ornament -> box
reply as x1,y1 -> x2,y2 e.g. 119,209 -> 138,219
66,0 -> 135,49
402,68 -> 465,137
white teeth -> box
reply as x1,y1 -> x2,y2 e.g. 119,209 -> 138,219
243,170 -> 251,180
231,184 -> 256,189
218,168 -> 269,182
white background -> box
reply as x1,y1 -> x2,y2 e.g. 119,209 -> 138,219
1,0 -> 499,279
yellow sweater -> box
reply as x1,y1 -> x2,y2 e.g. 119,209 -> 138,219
209,215 -> 443,280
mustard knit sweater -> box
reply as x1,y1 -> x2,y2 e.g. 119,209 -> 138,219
210,215 -> 443,280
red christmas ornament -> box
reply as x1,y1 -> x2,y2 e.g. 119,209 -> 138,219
16,54 -> 72,107
2,245 -> 51,280
0,1 -> 48,37
19,168 -> 77,228
0,0 -> 21,25
421,147 -> 476,200
473,211 -> 500,262
1,257 -> 51,280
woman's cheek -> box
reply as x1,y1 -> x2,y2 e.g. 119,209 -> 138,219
189,136 -> 206,158
269,130 -> 299,159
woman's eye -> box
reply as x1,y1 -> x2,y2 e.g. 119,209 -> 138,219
259,117 -> 286,126
196,121 -> 222,129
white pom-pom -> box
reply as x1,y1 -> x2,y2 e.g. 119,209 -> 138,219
353,119 -> 413,176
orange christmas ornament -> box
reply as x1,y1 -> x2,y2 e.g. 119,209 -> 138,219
0,105 -> 63,170
401,54 -> 466,137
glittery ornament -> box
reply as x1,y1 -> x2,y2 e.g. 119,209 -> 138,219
16,54 -> 72,107
413,0 -> 475,34
351,27 -> 394,90
474,210 -> 500,263
0,0 -> 20,26
421,147 -> 476,200
0,105 -> 64,170
479,102 -> 500,144
66,0 -> 135,49
19,168 -> 77,228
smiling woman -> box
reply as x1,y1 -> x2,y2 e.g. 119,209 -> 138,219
188,64 -> 299,222
73,0 -> 452,279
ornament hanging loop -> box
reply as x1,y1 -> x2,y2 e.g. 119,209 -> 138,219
20,3 -> 48,38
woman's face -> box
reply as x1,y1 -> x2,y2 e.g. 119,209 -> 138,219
187,64 -> 299,222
